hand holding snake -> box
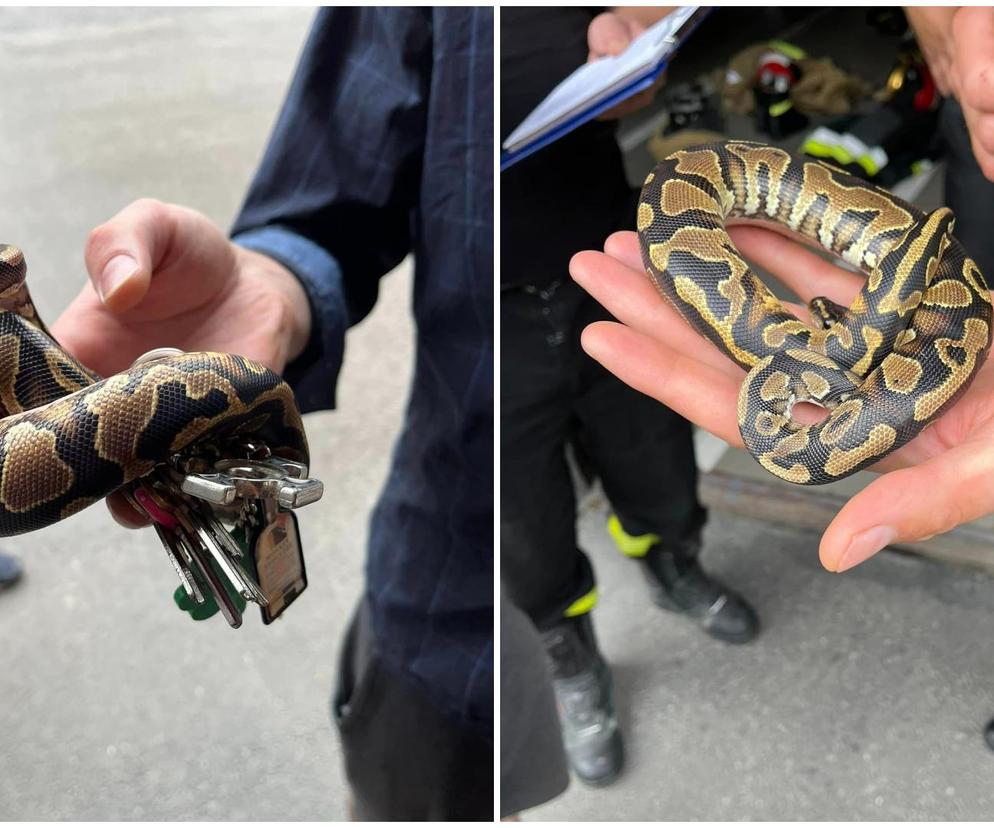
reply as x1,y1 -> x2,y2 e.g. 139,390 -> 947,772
49,198 -> 313,528
572,143 -> 994,573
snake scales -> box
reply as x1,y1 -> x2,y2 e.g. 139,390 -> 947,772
0,244 -> 308,535
636,141 -> 992,485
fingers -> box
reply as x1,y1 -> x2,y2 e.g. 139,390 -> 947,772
952,7 -> 994,181
570,245 -> 740,376
581,320 -> 746,446
820,439 -> 994,572
587,11 -> 635,59
84,198 -> 174,313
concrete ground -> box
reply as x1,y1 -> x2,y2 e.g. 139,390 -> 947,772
531,496 -> 994,821
0,8 -> 409,820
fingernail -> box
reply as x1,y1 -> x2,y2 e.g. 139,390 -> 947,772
98,254 -> 138,302
835,525 -> 897,572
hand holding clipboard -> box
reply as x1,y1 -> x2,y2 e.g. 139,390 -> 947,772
501,7 -> 710,171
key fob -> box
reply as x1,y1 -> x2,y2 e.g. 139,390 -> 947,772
248,509 -> 308,624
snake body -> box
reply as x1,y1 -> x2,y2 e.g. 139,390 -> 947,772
0,244 -> 308,535
636,141 -> 992,484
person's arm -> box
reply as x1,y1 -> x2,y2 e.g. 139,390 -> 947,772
231,7 -> 431,412
907,6 -> 994,181
570,228 -> 994,574
590,7 -> 675,121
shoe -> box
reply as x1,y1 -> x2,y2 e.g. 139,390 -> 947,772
0,552 -> 22,591
541,613 -> 624,787
984,719 -> 994,752
642,538 -> 759,644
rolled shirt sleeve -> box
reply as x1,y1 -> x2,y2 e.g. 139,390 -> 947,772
229,7 -> 431,412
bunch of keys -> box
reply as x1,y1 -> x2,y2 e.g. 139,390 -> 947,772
123,448 -> 323,629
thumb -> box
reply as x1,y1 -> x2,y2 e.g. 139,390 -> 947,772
820,441 -> 994,572
588,12 -> 634,59
84,198 -> 173,312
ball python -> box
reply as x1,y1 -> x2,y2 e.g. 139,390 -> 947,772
636,141 -> 992,485
0,244 -> 308,535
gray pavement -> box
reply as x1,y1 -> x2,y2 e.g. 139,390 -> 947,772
531,493 -> 994,820
0,8 -> 409,820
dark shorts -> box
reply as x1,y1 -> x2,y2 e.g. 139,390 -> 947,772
500,594 -> 570,817
333,598 -> 494,820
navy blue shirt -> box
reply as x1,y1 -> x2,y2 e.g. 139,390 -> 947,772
231,7 -> 493,725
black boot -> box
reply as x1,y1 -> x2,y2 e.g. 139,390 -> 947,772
540,613 -> 624,787
641,537 -> 759,644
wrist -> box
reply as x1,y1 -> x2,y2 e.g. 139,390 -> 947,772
233,244 -> 313,371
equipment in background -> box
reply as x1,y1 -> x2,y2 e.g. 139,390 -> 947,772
800,37 -> 940,186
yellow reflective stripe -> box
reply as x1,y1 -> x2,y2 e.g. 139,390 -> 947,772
563,588 -> 598,617
607,514 -> 660,558
857,153 -> 880,177
768,40 -> 806,61
768,99 -> 794,117
805,139 -> 854,168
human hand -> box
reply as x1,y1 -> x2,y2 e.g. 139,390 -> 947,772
570,228 -> 994,573
588,10 -> 666,120
907,6 -> 994,181
50,198 -> 312,527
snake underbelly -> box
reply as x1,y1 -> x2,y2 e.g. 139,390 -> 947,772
636,141 -> 992,484
0,245 -> 307,535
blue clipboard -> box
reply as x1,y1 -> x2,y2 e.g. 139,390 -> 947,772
500,8 -> 712,172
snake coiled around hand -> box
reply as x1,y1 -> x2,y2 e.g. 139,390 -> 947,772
0,244 -> 308,535
636,141 -> 992,485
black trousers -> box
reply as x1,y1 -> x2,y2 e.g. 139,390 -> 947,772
501,277 -> 706,631
333,598 -> 493,820
941,97 -> 994,277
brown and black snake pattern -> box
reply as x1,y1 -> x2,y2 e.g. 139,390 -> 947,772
637,141 -> 993,484
0,244 -> 308,535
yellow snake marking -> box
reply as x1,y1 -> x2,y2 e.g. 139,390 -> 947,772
824,423 -> 896,477
637,203 -> 655,232
963,259 -> 992,304
894,328 -> 917,348
738,356 -> 772,425
659,178 -> 722,218
924,279 -> 974,308
643,171 -> 655,186
762,320 -> 810,348
0,335 -> 20,415
759,371 -> 790,401
789,163 -> 915,268
851,325 -> 884,377
651,224 -> 761,365
43,350 -> 90,397
755,410 -> 788,436
725,143 -> 793,217
758,456 -> 811,483
880,353 -> 924,394
914,317 -> 991,421
800,370 -> 831,400
758,429 -> 813,483
0,422 -> 74,511
819,398 -> 864,446
823,323 -> 854,352
61,497 -> 97,520
783,349 -> 838,370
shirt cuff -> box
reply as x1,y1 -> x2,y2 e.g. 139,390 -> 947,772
232,224 -> 346,413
